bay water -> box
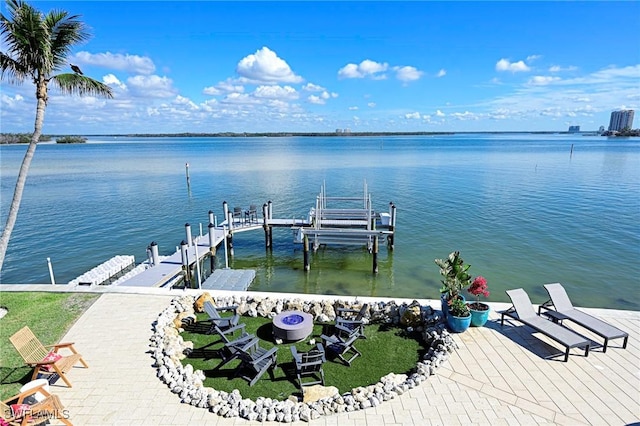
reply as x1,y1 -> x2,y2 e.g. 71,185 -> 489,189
1,134 -> 638,310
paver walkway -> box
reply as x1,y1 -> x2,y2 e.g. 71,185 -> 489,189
8,288 -> 639,425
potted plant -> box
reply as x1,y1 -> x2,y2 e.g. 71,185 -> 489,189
467,276 -> 490,327
446,296 -> 471,332
434,251 -> 472,318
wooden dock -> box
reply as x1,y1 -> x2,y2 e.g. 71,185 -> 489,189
108,181 -> 396,288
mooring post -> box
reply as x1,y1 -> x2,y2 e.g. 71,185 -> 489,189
303,234 -> 310,271
194,242 -> 202,289
208,210 -> 214,226
222,201 -> 229,226
262,203 -> 271,249
180,240 -> 191,287
226,209 -> 234,256
46,257 -> 56,285
185,162 -> 191,189
150,241 -> 159,266
388,202 -> 396,249
208,223 -> 216,271
372,235 -> 379,274
267,200 -> 273,248
185,223 -> 193,246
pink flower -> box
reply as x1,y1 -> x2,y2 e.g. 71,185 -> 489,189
468,276 -> 490,302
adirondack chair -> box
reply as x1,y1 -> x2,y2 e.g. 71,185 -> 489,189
9,326 -> 88,388
235,338 -> 278,386
291,343 -> 326,393
1,382 -> 72,425
211,325 -> 255,370
321,324 -> 362,366
203,301 -> 241,335
335,303 -> 368,339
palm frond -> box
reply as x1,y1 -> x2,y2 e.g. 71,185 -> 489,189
0,51 -> 28,83
52,73 -> 113,99
46,10 -> 90,70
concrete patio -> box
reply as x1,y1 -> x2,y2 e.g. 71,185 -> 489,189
3,286 -> 638,425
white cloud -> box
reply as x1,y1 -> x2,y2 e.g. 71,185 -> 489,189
437,69 -> 446,78
496,58 -> 531,72
308,95 -> 325,105
0,93 -> 24,108
405,112 -> 421,119
303,83 -> 325,92
103,74 -> 127,90
435,110 -> 445,117
528,76 -> 561,85
74,51 -> 156,75
450,111 -> 478,120
549,65 -> 578,73
221,92 -> 258,105
394,66 -> 423,82
127,75 -> 177,98
236,46 -> 303,83
368,102 -> 376,108
338,60 -> 388,79
173,95 -> 199,110
349,106 -> 359,110
204,79 -> 245,96
526,55 -> 542,62
253,85 -> 298,100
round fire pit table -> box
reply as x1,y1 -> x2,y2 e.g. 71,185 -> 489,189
272,310 -> 314,342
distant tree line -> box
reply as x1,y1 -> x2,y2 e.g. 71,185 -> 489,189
0,133 -> 52,144
56,135 -> 87,143
602,127 -> 640,137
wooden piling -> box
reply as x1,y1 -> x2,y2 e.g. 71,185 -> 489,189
388,202 -> 396,249
225,208 -> 234,256
372,235 -> 379,274
303,234 -> 310,271
208,223 -> 216,271
262,203 -> 271,249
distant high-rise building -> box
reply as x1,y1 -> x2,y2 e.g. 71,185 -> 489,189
568,125 -> 580,133
608,110 -> 635,131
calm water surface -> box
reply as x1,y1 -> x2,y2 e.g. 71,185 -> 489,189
1,134 -> 638,310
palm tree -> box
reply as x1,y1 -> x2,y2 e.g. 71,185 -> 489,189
0,0 -> 113,272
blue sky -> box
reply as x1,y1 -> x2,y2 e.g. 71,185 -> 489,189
1,1 -> 639,134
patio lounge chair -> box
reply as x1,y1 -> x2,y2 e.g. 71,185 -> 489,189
335,303 -> 368,339
500,288 -> 590,362
291,343 -> 326,393
539,283 -> 629,352
321,324 -> 362,366
204,301 -> 241,334
235,338 -> 278,386
1,382 -> 72,426
9,326 -> 88,388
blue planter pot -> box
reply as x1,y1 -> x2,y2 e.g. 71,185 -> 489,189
441,294 -> 465,319
469,303 -> 490,327
446,313 -> 471,333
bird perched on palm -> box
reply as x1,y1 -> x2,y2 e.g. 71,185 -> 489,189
70,63 -> 83,75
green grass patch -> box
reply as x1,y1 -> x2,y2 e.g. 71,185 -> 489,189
181,313 -> 424,400
0,292 -> 100,399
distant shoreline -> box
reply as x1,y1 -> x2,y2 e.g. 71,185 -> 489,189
3,130 -> 632,144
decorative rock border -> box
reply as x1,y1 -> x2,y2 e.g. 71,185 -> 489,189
149,294 -> 458,422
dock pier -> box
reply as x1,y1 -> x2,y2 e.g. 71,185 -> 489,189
78,182 -> 395,289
